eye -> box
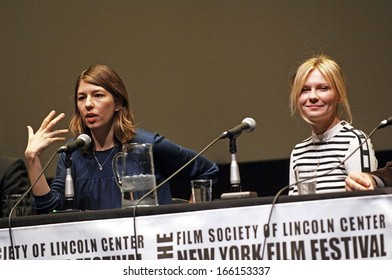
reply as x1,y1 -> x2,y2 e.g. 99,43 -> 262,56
77,94 -> 86,101
94,92 -> 105,98
318,85 -> 330,91
301,87 -> 310,93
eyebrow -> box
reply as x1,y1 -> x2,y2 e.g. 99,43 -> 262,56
77,89 -> 103,95
303,82 -> 329,86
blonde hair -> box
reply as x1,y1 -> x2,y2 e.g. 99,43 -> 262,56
289,54 -> 352,124
69,64 -> 136,146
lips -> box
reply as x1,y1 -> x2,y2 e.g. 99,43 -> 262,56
85,113 -> 98,124
306,104 -> 322,109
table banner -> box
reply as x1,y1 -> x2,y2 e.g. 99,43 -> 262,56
0,194 -> 391,260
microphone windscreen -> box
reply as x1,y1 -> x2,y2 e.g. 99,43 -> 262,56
78,134 -> 92,148
242,117 -> 257,132
379,116 -> 392,129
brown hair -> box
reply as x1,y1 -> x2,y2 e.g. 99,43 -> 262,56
69,64 -> 136,145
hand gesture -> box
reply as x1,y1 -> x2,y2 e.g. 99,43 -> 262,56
25,110 -> 69,159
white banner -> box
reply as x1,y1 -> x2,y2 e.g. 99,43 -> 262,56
1,194 -> 391,260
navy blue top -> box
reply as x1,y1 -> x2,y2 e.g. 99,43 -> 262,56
33,129 -> 219,213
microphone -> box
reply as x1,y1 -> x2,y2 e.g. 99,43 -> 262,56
220,117 -> 257,139
378,116 -> 392,129
134,117 -> 258,206
57,134 -> 91,154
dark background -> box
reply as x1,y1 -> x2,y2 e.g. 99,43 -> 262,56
1,1 -> 391,197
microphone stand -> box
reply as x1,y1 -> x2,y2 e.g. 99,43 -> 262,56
221,135 -> 257,199
229,136 -> 242,192
64,153 -> 79,212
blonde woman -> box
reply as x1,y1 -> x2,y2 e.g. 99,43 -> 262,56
288,54 -> 377,195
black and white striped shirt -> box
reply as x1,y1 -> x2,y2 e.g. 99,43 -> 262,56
289,121 -> 378,195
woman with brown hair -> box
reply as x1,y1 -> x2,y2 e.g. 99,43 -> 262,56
25,64 -> 218,213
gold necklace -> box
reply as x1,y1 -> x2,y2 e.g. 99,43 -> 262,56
93,148 -> 114,171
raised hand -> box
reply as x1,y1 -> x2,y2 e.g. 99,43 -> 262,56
25,110 -> 69,159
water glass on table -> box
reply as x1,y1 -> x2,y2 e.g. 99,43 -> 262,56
295,167 -> 317,195
191,179 -> 212,203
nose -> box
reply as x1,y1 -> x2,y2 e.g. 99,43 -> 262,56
308,88 -> 319,103
85,96 -> 94,109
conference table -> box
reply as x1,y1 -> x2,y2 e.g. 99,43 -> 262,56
1,188 -> 391,260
